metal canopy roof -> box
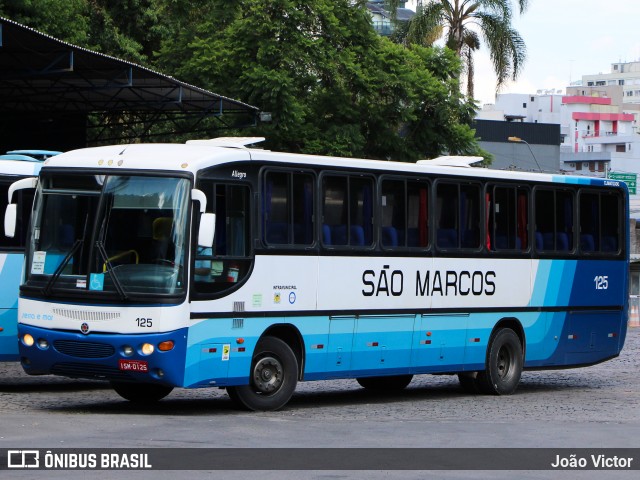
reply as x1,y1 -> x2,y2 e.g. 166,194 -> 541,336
0,17 -> 258,138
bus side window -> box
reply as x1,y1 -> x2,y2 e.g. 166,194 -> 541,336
322,174 -> 373,249
263,170 -> 314,246
194,181 -> 252,293
489,185 -> 528,252
435,181 -> 480,250
579,190 -> 621,254
535,188 -> 575,254
380,178 -> 429,249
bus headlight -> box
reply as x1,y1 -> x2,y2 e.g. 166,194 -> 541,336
141,343 -> 155,355
37,339 -> 49,350
122,345 -> 134,357
22,334 -> 34,347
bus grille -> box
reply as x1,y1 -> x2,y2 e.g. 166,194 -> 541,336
53,308 -> 120,321
51,362 -> 131,380
53,340 -> 115,359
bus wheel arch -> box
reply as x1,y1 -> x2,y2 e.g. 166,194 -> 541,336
260,324 -> 305,381
493,317 -> 526,360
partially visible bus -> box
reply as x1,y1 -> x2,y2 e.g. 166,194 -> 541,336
9,139 -> 629,409
1,150 -> 60,360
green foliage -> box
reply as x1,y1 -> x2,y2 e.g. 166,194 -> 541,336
0,0 -> 89,45
157,0 -> 485,161
386,1 -> 529,99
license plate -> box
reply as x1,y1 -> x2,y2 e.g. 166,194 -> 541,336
118,359 -> 148,372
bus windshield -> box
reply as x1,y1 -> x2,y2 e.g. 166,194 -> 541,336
24,173 -> 190,299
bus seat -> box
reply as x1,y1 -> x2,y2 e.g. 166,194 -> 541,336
556,232 -> 569,251
535,231 -> 543,250
542,232 -> 554,250
437,228 -> 456,248
462,229 -> 479,248
495,235 -> 508,249
580,234 -> 595,252
350,225 -> 365,246
332,225 -> 348,245
602,235 -> 618,252
407,228 -> 419,247
382,226 -> 398,247
322,224 -> 332,245
266,222 -> 288,244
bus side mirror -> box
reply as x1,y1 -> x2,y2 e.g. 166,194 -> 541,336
4,177 -> 38,238
198,213 -> 215,248
4,203 -> 17,238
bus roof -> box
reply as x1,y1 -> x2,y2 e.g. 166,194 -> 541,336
6,149 -> 62,160
0,149 -> 56,175
39,140 -> 624,190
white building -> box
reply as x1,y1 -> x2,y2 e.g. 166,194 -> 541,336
477,92 -> 639,178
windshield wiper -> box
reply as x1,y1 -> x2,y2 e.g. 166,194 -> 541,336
95,241 -> 128,301
42,239 -> 83,297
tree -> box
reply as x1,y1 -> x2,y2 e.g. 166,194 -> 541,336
387,1 -> 529,99
157,0 -> 486,161
0,0 -> 90,46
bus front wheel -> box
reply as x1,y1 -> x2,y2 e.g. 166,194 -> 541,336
226,336 -> 298,411
110,381 -> 173,402
476,328 -> 523,395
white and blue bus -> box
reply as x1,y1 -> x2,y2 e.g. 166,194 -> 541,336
9,139 -> 629,410
1,150 -> 60,361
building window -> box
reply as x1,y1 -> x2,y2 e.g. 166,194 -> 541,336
522,103 -> 527,108
616,144 -> 626,153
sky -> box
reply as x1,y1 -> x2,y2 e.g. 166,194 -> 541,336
404,1 -> 640,105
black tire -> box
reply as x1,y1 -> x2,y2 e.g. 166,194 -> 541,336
356,375 -> 413,390
111,381 -> 173,402
226,336 -> 298,411
476,328 -> 523,395
457,372 -> 481,394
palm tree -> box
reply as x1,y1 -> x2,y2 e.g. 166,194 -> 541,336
386,1 -> 529,99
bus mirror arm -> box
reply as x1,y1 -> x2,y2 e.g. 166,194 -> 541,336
191,189 -> 207,213
4,177 -> 38,238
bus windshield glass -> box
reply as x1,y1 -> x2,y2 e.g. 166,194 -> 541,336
24,173 -> 190,298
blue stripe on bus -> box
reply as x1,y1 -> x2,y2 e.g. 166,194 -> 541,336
19,304 -> 625,389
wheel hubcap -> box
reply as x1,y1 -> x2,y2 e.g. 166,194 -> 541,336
497,346 -> 511,378
252,356 -> 283,394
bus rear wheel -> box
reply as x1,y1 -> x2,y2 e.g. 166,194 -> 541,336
476,328 -> 523,395
356,375 -> 413,390
110,381 -> 173,402
226,336 -> 298,411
